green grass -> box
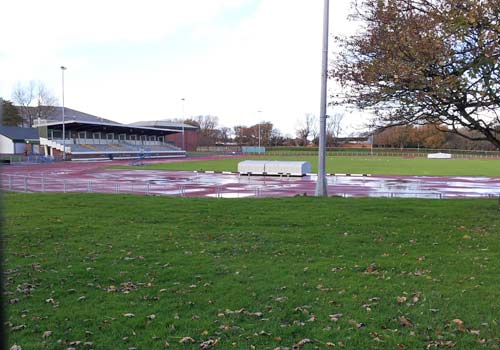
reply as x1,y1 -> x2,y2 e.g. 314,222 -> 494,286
113,156 -> 500,177
5,193 -> 500,349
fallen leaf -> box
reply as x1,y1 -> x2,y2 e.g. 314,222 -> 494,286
397,296 -> 407,304
42,331 -> 52,338
426,340 -> 456,349
292,338 -> 312,349
179,337 -> 195,344
451,319 -> 464,326
329,313 -> 343,322
11,325 -> 27,332
200,339 -> 219,349
399,316 -> 412,327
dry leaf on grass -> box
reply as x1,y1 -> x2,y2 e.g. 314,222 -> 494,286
200,339 -> 219,349
292,338 -> 312,349
329,313 -> 343,322
42,331 -> 52,338
399,316 -> 413,327
179,337 -> 195,344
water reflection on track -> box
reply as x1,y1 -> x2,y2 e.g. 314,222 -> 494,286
3,162 -> 499,198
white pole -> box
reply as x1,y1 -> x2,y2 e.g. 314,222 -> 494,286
181,98 -> 185,150
61,66 -> 67,161
257,110 -> 262,152
315,0 -> 329,197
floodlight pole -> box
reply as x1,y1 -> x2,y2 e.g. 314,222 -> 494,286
181,98 -> 185,150
315,0 -> 330,197
257,110 -> 262,150
61,66 -> 67,161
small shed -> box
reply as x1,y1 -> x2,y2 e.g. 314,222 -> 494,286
0,126 -> 39,154
238,160 -> 311,176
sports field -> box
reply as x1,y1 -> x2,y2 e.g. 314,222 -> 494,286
113,156 -> 500,177
5,193 -> 500,349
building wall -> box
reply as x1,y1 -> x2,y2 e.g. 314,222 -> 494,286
0,135 -> 15,154
166,130 -> 198,151
14,143 -> 27,154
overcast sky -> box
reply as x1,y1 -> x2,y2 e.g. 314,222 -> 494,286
0,0 -> 366,136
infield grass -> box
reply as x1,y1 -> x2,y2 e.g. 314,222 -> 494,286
5,193 -> 500,349
112,156 -> 500,177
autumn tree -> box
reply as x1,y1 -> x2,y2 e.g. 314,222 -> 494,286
193,115 -> 219,146
333,0 -> 500,149
12,81 -> 58,127
1,100 -> 22,126
410,125 -> 447,148
233,122 -> 275,146
374,126 -> 414,148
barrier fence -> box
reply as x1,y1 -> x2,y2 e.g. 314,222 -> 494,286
2,174 -> 499,200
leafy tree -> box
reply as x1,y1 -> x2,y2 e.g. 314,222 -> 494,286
333,0 -> 500,148
1,99 -> 22,126
410,124 -> 447,148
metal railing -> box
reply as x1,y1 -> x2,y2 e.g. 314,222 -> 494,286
2,174 -> 499,200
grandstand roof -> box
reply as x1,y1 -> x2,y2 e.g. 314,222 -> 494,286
130,120 -> 199,130
0,126 -> 39,141
25,107 -> 196,135
39,120 -> 180,134
23,106 -> 121,125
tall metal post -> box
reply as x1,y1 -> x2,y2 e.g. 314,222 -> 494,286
181,98 -> 186,150
257,110 -> 262,150
61,66 -> 67,161
315,0 -> 330,197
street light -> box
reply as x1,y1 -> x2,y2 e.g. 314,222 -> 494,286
257,110 -> 262,151
315,0 -> 329,197
181,98 -> 186,150
61,66 -> 67,161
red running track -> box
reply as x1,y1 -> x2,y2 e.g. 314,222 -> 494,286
2,156 -> 500,199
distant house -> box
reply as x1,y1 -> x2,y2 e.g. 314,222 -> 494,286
0,126 -> 39,155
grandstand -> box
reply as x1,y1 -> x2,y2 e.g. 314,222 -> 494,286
30,107 -> 193,160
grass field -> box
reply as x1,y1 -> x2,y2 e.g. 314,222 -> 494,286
5,193 -> 500,349
113,156 -> 500,177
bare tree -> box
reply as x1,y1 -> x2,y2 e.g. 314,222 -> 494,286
296,113 -> 315,146
12,81 -> 58,127
194,115 -> 219,146
326,113 -> 344,146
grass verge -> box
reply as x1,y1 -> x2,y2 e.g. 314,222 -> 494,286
112,156 -> 500,177
4,193 -> 500,349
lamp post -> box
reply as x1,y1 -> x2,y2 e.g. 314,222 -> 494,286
61,66 -> 67,161
315,0 -> 329,197
181,98 -> 186,150
257,110 -> 262,151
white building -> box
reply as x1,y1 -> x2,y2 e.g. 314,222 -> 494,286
0,126 -> 39,155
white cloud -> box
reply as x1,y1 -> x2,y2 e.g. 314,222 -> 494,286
0,0 -> 368,136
